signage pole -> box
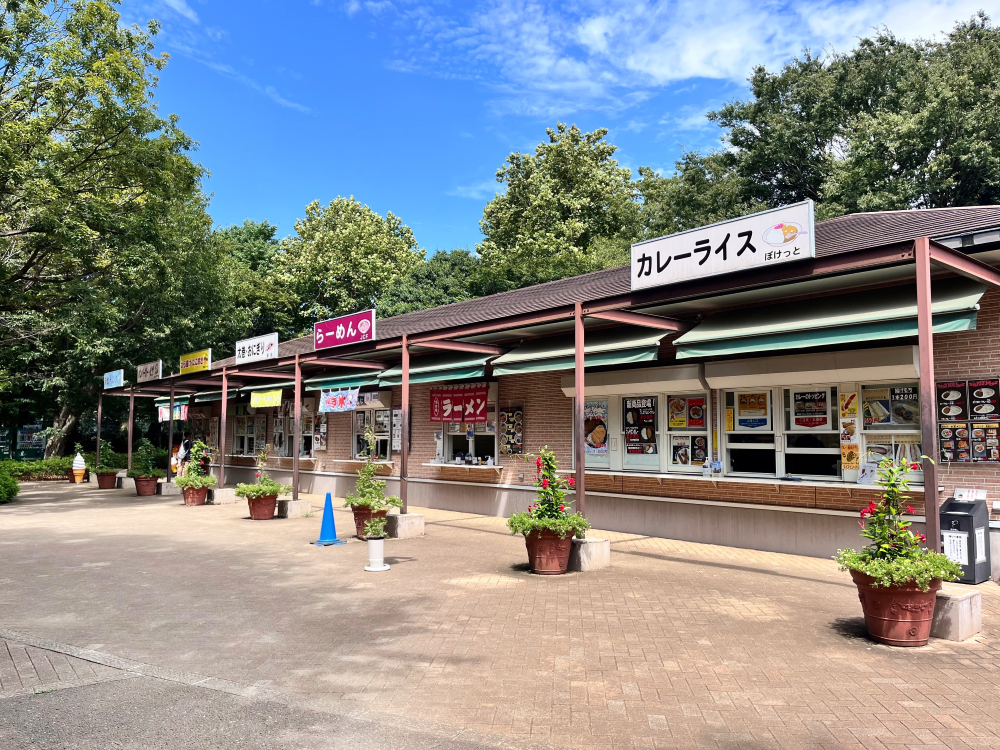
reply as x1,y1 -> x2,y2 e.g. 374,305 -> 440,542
219,370 -> 228,489
574,302 -> 586,517
127,386 -> 135,470
916,237 -> 940,552
96,393 -> 103,469
167,383 -> 175,483
401,334 -> 410,515
293,355 -> 301,502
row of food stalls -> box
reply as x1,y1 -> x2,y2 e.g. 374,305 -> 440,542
97,201 -> 1000,560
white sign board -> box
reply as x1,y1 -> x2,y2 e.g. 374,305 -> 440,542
954,488 -> 987,501
942,530 -> 969,566
235,332 -> 279,365
631,200 -> 816,291
136,360 -> 162,383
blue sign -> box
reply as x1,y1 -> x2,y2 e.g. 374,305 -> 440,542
103,369 -> 124,389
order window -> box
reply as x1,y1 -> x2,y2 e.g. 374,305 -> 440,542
724,390 -> 776,476
784,387 -> 841,478
666,394 -> 710,471
355,409 -> 389,460
443,406 -> 498,462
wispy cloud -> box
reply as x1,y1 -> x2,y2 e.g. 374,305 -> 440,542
447,180 -> 500,200
343,0 -> 989,116
162,0 -> 199,23
200,61 -> 311,112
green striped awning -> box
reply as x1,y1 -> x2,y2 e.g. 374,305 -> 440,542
378,354 -> 489,386
191,391 -> 224,403
154,395 -> 190,407
490,326 -> 667,376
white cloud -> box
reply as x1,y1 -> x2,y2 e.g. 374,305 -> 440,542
200,61 -> 311,112
162,0 -> 199,23
344,0 -> 989,115
447,180 -> 501,200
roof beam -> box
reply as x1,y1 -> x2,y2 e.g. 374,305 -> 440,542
928,239 -> 1000,290
411,306 -> 576,345
212,370 -> 291,380
307,357 -> 385,370
416,340 -> 508,356
586,310 -> 689,332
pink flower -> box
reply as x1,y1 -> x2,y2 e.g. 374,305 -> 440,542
918,532 -> 927,542
910,462 -> 921,471
559,504 -> 565,511
906,505 -> 914,514
255,472 -> 261,478
567,477 -> 575,488
541,478 -> 549,489
536,457 -> 542,469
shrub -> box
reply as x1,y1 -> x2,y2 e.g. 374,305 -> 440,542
175,473 -> 217,490
127,439 -> 165,479
234,446 -> 291,499
344,429 -> 401,511
507,446 -> 589,540
835,457 -> 961,591
364,515 -> 387,539
4,457 -> 74,480
0,463 -> 20,503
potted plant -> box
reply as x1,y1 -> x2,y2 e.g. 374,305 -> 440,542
836,458 -> 962,647
363,516 -> 391,572
344,429 -> 401,538
174,441 -> 217,505
94,439 -> 121,489
68,443 -> 87,483
507,447 -> 590,575
127,439 -> 165,496
235,446 -> 291,519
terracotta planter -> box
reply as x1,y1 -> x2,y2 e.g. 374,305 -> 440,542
524,529 -> 573,575
95,472 -> 118,489
851,570 -> 942,647
68,469 -> 86,483
134,477 -> 158,497
247,494 -> 278,520
182,486 -> 208,506
350,507 -> 388,538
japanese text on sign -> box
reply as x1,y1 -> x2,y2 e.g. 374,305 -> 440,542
314,310 -> 376,350
136,361 -> 161,383
179,349 -> 211,375
103,369 -> 124,389
235,333 -> 279,365
630,201 -> 815,291
623,397 -> 657,455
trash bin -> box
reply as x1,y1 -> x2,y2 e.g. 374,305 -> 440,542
939,497 -> 991,584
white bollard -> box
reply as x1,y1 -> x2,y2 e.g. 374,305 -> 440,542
364,537 -> 390,572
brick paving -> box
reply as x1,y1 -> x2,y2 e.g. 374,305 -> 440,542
2,481 -> 1000,748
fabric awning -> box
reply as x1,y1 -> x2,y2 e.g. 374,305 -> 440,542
490,327 -> 667,376
674,279 -> 985,359
379,354 -> 489,386
191,391 -> 223,403
154,395 -> 190,407
304,373 -> 382,390
238,380 -> 294,392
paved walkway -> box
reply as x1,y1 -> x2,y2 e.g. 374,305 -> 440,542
2,481 -> 1000,749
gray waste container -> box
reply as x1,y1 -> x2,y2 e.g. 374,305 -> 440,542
939,497 -> 991,584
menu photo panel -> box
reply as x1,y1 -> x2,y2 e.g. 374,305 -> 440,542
969,378 -> 1000,419
735,391 -> 770,431
971,422 -> 1000,462
791,388 -> 831,430
939,422 -> 971,463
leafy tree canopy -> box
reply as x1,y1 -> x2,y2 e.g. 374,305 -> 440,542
378,248 -> 480,319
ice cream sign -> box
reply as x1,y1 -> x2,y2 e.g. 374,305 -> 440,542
630,200 -> 815,290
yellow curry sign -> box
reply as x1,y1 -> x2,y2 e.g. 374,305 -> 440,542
179,348 -> 211,375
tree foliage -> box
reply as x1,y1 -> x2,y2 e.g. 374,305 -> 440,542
378,248 -> 479,319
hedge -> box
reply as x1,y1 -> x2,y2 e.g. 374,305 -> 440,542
0,463 -> 20,503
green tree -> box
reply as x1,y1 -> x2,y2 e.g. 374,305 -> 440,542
276,197 -> 422,332
378,248 -> 480,318
474,124 -> 641,295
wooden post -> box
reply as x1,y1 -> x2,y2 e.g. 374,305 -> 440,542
401,334 -> 410,514
293,354 -> 301,502
219,370 -> 228,489
574,302 -> 586,517
916,237 -> 940,552
167,383 -> 175,482
127,386 -> 135,470
96,393 -> 103,468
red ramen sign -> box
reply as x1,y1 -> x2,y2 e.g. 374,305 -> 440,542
429,385 -> 489,423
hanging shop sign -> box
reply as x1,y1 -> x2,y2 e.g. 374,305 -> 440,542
314,309 -> 376,350
235,332 -> 279,365
103,369 -> 124,389
499,407 -> 523,455
136,360 -> 162,383
791,389 -> 830,430
249,389 -> 282,409
735,391 -> 770,430
179,349 -> 211,375
318,388 -> 359,413
623,397 -> 657,454
630,200 -> 815,291
429,385 -> 489,423
862,386 -> 919,428
584,400 -> 609,455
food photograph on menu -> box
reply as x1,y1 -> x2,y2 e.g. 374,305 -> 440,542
971,422 -> 1000,462
498,407 -> 523,455
939,421 -> 970,463
623,397 -> 657,454
584,400 -> 609,455
968,378 -> 1000,419
937,380 -> 968,420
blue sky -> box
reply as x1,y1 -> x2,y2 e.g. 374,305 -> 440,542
122,0 -> 986,253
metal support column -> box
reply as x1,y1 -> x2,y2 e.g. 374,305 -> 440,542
96,393 -> 103,468
401,334 -> 410,514
219,370 -> 228,488
292,355 -> 301,502
574,302 -> 586,517
916,237 -> 941,552
127,386 -> 135,470
167,383 -> 175,482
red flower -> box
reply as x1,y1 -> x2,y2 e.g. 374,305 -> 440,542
910,462 -> 921,471
541,478 -> 549,489
567,477 -> 575,487
906,505 -> 914,514
559,504 -> 565,511
255,472 -> 261,478
918,532 -> 927,542
536,457 -> 542,468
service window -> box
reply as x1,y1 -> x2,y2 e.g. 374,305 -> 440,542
622,396 -> 659,471
724,390 -> 776,476
666,394 -> 710,471
861,383 -> 922,474
583,399 -> 611,469
443,407 -> 498,462
354,409 -> 388,460
784,388 -> 841,478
